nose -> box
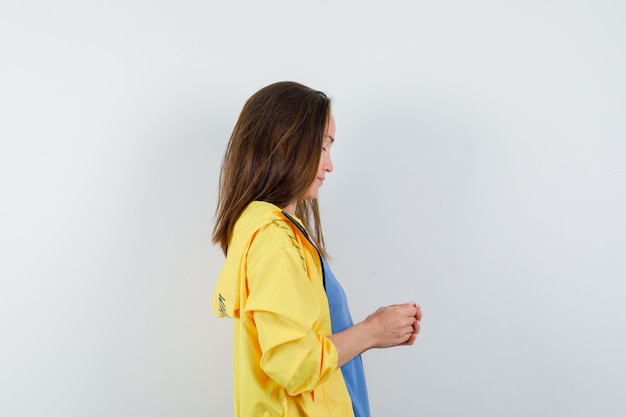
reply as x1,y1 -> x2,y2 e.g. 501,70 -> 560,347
324,153 -> 333,173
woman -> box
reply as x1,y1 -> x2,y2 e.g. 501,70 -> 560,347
212,81 -> 422,417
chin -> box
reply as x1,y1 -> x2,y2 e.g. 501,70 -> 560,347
302,190 -> 319,201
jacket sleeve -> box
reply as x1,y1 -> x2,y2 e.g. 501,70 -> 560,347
244,222 -> 339,396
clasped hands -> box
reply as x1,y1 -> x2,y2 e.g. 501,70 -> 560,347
363,302 -> 422,348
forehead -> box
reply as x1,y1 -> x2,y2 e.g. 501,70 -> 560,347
325,113 -> 336,141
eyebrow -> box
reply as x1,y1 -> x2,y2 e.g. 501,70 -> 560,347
325,135 -> 335,142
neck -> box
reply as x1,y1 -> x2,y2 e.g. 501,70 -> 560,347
282,201 -> 297,216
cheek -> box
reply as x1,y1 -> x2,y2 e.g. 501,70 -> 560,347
302,180 -> 320,199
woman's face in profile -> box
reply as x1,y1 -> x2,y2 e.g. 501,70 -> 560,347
302,113 -> 335,201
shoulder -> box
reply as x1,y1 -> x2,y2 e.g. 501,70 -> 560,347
251,217 -> 300,247
230,201 -> 286,247
248,214 -> 307,271
237,201 -> 308,241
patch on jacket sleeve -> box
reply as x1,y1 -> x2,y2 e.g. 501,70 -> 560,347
214,288 -> 238,318
217,292 -> 228,316
271,218 -> 307,273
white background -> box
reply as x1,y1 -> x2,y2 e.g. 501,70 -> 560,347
1,1 -> 625,416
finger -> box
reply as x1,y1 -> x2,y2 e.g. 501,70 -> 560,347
402,322 -> 416,337
395,304 -> 419,317
397,327 -> 414,343
400,333 -> 417,346
413,319 -> 421,334
405,303 -> 421,320
388,302 -> 416,310
387,303 -> 413,309
400,316 -> 417,329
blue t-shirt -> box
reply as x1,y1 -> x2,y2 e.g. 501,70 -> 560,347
322,258 -> 371,417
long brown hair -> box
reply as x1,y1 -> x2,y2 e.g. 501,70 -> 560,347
213,81 -> 331,256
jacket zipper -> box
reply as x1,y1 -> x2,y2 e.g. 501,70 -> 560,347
281,211 -> 326,290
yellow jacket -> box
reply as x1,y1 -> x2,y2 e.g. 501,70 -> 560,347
213,201 -> 354,417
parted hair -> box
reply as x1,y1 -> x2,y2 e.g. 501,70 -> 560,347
213,81 -> 331,257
